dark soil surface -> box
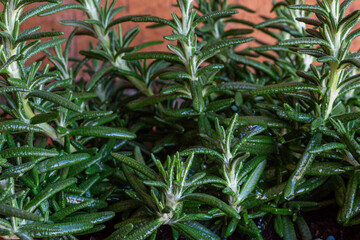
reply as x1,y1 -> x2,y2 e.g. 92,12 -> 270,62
82,205 -> 360,240
300,206 -> 360,240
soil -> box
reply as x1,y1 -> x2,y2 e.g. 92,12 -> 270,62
300,206 -> 360,240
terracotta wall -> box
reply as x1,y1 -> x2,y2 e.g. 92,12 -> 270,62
28,0 -> 360,57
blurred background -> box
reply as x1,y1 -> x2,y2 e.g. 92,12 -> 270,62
28,0 -> 360,58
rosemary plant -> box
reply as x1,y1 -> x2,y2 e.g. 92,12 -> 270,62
180,114 -> 268,238
41,0 -> 162,97
108,150 -> 241,240
2,0 -> 360,239
279,0 -> 360,120
125,0 -> 253,113
0,0 -> 134,239
251,0 -> 360,232
255,0 -> 315,76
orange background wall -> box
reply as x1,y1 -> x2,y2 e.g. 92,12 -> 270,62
29,0 -> 360,57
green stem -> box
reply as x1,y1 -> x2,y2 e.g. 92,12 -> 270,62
9,61 -> 66,146
9,178 -> 17,232
179,7 -> 205,113
22,82 -> 75,151
324,65 -> 340,120
115,58 -> 154,96
22,100 -> 58,139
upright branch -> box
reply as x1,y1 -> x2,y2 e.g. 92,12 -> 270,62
0,0 -> 66,142
279,0 -> 360,120
125,0 -> 253,113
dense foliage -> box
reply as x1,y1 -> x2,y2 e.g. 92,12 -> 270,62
1,0 -> 360,239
